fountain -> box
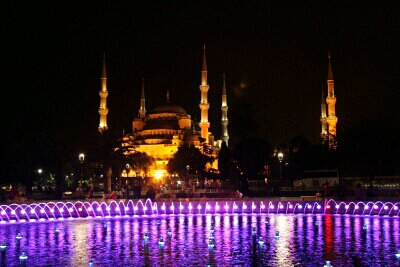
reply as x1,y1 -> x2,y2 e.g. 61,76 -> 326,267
55,227 -> 60,233
258,237 -> 265,246
19,251 -> 28,260
158,237 -> 164,246
167,228 -> 172,237
0,241 -> 6,251
396,250 -> 400,258
0,199 -> 398,225
144,232 -> 149,241
209,232 -> 215,240
252,227 -> 257,235
208,238 -> 215,249
323,260 -> 333,267
88,260 -> 94,267
275,231 -> 280,240
16,232 -> 22,240
363,223 -> 368,231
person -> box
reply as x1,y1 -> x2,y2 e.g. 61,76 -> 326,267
103,191 -> 117,200
354,183 -> 364,200
86,184 -> 93,200
146,186 -> 156,200
75,184 -> 84,198
0,188 -> 6,203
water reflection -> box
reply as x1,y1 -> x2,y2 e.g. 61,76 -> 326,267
0,215 -> 398,266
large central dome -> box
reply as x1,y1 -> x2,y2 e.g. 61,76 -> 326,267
150,102 -> 187,114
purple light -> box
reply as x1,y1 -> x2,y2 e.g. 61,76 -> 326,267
0,199 -> 397,225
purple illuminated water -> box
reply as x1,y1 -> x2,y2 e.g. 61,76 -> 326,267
0,213 -> 399,266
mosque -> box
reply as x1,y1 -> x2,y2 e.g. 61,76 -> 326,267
97,46 -> 338,178
97,46 -> 229,177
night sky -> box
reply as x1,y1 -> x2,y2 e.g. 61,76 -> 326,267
2,1 -> 400,160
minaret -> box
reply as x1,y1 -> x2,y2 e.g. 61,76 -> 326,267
138,77 -> 146,118
199,44 -> 210,142
326,53 -> 338,149
98,54 -> 109,133
320,84 -> 328,143
221,73 -> 229,146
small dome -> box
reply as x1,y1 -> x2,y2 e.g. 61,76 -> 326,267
150,103 -> 187,115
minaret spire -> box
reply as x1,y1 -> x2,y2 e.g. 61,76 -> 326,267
320,84 -> 328,143
139,77 -> 146,118
325,52 -> 338,149
221,73 -> 229,146
199,44 -> 210,142
98,54 -> 109,133
327,52 -> 334,81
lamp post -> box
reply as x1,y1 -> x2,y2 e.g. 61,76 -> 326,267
277,152 -> 284,181
79,153 -> 85,184
37,169 -> 43,191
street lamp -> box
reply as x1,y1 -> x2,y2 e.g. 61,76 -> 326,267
277,152 -> 284,181
78,153 -> 85,184
79,153 -> 85,163
37,169 -> 43,174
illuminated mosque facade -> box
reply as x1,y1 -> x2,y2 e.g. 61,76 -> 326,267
98,46 -> 229,176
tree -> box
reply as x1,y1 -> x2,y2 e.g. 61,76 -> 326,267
218,142 -> 230,180
166,145 -> 214,177
128,152 -> 155,175
233,137 -> 272,180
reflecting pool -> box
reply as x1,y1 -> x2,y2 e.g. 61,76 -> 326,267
0,214 -> 399,266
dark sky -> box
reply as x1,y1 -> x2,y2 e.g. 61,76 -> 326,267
3,1 -> 400,152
